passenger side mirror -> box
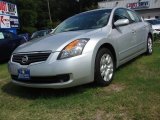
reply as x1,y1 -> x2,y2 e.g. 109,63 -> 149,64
114,19 -> 129,27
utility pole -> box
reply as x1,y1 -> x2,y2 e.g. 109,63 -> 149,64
47,0 -> 52,25
76,0 -> 81,12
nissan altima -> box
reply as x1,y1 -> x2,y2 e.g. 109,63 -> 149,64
8,7 -> 153,88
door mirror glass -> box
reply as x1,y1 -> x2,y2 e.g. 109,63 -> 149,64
114,19 -> 129,27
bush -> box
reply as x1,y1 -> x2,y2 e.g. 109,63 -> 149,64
154,33 -> 160,41
22,27 -> 37,35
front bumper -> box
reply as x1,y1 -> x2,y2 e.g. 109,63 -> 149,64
8,52 -> 93,88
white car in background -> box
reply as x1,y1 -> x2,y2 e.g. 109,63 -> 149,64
145,19 -> 160,35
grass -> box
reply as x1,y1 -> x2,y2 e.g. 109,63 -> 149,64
0,43 -> 160,120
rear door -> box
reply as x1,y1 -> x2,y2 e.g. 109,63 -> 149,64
126,10 -> 148,52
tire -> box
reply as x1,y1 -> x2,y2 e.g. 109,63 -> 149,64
95,48 -> 115,86
146,36 -> 153,55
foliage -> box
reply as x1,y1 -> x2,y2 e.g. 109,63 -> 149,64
5,0 -> 103,33
154,34 -> 160,41
21,27 -> 37,35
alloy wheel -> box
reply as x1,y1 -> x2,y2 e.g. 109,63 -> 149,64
100,54 -> 114,82
148,37 -> 153,54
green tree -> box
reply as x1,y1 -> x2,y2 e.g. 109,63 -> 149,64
5,0 -> 101,33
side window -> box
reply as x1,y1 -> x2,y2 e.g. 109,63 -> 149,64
3,32 -> 14,40
127,10 -> 142,23
113,9 -> 130,22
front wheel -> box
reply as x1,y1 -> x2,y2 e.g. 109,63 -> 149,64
95,48 -> 115,86
146,36 -> 153,55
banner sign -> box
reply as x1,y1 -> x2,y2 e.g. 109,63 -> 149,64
0,1 -> 19,29
127,1 -> 150,9
10,17 -> 19,28
0,15 -> 10,28
0,1 -> 18,17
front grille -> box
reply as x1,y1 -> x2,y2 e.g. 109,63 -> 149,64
12,52 -> 51,65
11,74 -> 70,84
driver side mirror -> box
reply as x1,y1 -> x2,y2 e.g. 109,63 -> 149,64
114,19 -> 129,27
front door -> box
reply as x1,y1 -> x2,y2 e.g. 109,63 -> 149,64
111,8 -> 137,62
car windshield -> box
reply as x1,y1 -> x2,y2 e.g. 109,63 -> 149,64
146,19 -> 160,25
54,9 -> 112,33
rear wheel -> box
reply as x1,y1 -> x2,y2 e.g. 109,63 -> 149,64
146,36 -> 153,55
95,48 -> 115,86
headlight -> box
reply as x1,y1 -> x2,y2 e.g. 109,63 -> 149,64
58,38 -> 89,59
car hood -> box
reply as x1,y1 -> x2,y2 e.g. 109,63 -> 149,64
13,29 -> 101,53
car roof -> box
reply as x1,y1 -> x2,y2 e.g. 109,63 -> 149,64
70,7 -> 130,19
83,7 -> 134,12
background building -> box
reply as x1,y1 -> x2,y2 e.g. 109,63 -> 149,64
98,0 -> 160,19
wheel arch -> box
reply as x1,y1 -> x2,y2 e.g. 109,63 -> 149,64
148,32 -> 153,41
92,43 -> 117,86
90,41 -> 118,83
98,43 -> 117,67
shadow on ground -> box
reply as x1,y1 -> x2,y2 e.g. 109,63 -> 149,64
1,82 -> 97,99
1,54 -> 144,99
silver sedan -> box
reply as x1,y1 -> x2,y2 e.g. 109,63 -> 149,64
8,7 -> 153,88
